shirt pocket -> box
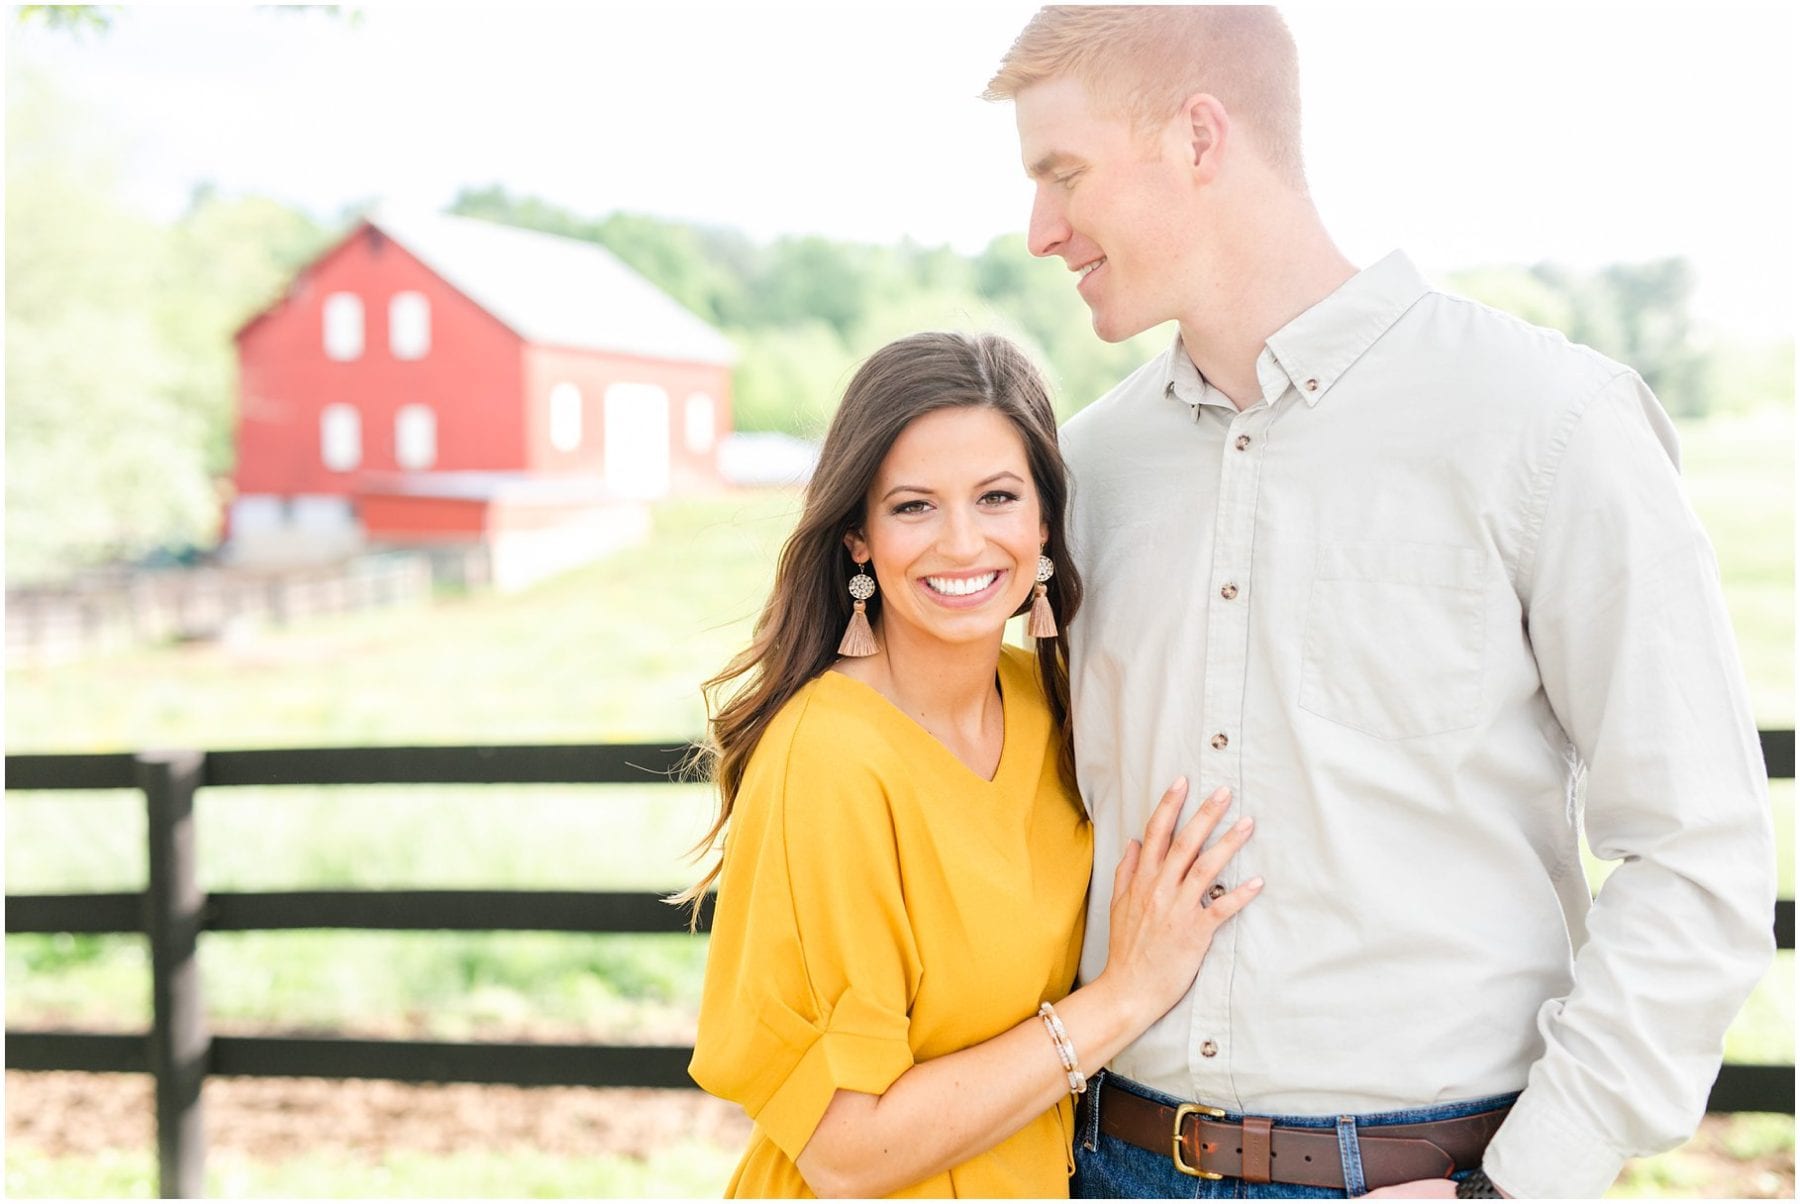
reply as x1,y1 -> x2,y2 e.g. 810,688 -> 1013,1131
1299,542 -> 1487,740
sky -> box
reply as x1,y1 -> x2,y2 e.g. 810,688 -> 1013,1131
9,3 -> 1797,335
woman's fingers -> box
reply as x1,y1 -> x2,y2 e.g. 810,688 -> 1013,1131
1190,814 -> 1255,886
1200,876 -> 1264,924
1112,838 -> 1142,905
1136,777 -> 1189,875
1164,786 -> 1232,878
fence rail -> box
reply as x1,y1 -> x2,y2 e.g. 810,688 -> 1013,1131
6,733 -> 1794,1198
4,553 -> 439,666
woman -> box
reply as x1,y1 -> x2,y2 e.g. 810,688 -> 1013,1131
681,332 -> 1260,1198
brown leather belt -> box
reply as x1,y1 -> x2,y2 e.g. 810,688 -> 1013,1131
1085,1077 -> 1510,1189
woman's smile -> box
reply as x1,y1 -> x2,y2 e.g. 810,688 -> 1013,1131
919,568 -> 1007,606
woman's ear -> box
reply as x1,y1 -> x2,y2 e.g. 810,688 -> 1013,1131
844,529 -> 870,564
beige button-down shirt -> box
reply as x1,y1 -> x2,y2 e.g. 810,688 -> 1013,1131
1060,251 -> 1776,1198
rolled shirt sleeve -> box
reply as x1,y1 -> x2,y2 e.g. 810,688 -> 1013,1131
1484,371 -> 1778,1197
690,698 -> 921,1162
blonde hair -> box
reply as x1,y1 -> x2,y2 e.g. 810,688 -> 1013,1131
984,5 -> 1306,190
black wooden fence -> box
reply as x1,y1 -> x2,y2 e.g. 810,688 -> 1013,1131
6,733 -> 1795,1198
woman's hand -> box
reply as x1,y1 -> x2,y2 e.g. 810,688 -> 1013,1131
1094,778 -> 1260,1029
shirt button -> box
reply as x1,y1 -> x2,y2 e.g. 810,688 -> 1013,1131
1207,883 -> 1227,901
1220,583 -> 1238,600
1200,1040 -> 1219,1058
1211,732 -> 1229,750
1305,377 -> 1320,391
1234,435 -> 1252,451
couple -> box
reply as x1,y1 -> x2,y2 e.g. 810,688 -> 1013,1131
684,7 -> 1775,1199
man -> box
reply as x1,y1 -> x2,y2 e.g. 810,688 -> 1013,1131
984,7 -> 1776,1198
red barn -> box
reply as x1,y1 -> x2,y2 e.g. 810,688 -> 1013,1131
229,206 -> 736,587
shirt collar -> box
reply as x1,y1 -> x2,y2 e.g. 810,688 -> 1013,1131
1161,250 -> 1431,410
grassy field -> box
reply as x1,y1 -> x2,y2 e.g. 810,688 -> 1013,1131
4,1143 -> 745,1199
6,406 -> 1793,1196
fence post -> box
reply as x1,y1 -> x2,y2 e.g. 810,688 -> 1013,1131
139,750 -> 209,1199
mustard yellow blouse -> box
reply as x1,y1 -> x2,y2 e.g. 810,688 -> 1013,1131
690,644 -> 1093,1198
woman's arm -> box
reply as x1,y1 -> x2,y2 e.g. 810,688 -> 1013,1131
794,779 -> 1260,1198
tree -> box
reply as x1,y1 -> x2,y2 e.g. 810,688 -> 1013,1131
1451,257 -> 1720,417
6,70 -> 215,582
1590,259 -> 1714,418
731,323 -> 858,436
5,71 -> 330,583
160,189 -> 331,473
14,6 -> 119,36
593,211 -> 749,328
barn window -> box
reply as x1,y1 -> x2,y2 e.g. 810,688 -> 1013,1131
604,382 -> 671,499
395,404 -> 436,470
549,383 -> 583,452
684,392 -> 717,454
389,292 -> 430,360
230,495 -> 284,535
323,293 -> 364,361
321,403 -> 362,471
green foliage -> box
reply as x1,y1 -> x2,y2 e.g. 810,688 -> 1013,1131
13,5 -> 119,36
448,184 -> 753,329
1444,264 -> 1577,332
730,322 -> 857,436
5,70 -> 216,583
160,188 -> 332,472
594,211 -> 751,328
5,72 -> 329,584
1703,334 -> 1797,415
753,235 -> 886,337
1446,258 -> 1787,419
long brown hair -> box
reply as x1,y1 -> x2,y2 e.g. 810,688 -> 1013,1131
672,331 -> 1083,926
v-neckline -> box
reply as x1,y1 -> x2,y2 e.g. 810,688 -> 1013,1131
822,658 -> 1018,786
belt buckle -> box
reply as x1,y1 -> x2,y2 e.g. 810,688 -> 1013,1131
1171,1102 -> 1227,1179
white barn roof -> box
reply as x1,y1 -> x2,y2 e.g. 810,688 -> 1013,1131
367,205 -> 737,366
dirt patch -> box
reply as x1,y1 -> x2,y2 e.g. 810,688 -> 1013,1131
7,1071 -> 750,1164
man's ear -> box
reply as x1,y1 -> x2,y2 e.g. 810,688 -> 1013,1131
844,529 -> 870,564
1181,92 -> 1230,184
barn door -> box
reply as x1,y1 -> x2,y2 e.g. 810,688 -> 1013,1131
602,383 -> 671,498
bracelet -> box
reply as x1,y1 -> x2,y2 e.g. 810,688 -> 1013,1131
1455,1170 -> 1504,1198
1037,1001 -> 1087,1095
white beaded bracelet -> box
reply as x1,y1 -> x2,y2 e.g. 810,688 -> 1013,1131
1038,1001 -> 1087,1095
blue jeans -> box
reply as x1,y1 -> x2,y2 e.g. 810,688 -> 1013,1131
1072,1070 -> 1519,1199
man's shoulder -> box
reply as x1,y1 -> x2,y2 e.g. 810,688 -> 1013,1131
1411,286 -> 1633,405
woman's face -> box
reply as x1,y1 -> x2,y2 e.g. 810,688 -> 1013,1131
846,405 -> 1048,655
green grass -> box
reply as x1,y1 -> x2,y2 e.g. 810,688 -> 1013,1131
1611,1114 -> 1796,1198
5,1143 -> 742,1198
4,490 -> 800,751
1678,406 -> 1794,726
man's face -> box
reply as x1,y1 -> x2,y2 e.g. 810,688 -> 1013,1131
1015,76 -> 1197,343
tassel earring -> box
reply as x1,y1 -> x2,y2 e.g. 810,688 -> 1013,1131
837,560 -> 879,657
1028,554 -> 1058,639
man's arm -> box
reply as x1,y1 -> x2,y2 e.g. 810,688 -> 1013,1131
1475,370 -> 1774,1197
